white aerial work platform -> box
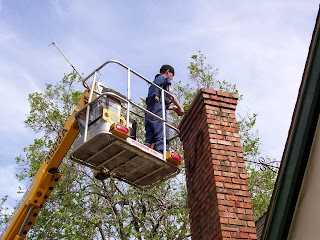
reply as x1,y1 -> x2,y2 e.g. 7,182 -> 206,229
70,60 -> 182,189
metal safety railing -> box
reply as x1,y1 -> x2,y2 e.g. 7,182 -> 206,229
80,60 -> 180,160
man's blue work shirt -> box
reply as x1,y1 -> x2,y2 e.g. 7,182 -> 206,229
146,75 -> 171,113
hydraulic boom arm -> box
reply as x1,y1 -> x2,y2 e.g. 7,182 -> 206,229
1,90 -> 89,240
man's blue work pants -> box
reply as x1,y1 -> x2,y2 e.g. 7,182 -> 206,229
145,101 -> 169,153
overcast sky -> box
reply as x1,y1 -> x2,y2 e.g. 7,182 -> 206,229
0,0 -> 319,210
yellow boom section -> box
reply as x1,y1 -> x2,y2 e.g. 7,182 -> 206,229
2,90 -> 89,240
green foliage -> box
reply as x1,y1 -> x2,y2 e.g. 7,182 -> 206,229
174,51 -> 241,111
24,72 -> 82,135
237,112 -> 260,160
188,52 -> 240,94
16,72 -> 83,181
189,53 -> 218,89
0,196 -> 10,232
247,163 -> 277,220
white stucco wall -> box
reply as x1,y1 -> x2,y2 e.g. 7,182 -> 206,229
288,117 -> 320,240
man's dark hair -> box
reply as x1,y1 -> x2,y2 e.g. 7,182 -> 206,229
160,64 -> 174,76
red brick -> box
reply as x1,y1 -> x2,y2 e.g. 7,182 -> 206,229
209,124 -> 224,131
233,207 -> 245,214
237,152 -> 244,157
217,193 -> 225,200
217,139 -> 233,146
238,162 -> 245,168
213,165 -> 231,172
216,129 -> 223,135
223,126 -> 239,133
232,178 -> 247,185
239,227 -> 256,233
238,214 -> 254,221
210,139 -> 218,144
232,132 -> 240,138
221,161 -> 238,167
223,97 -> 238,105
222,172 -> 239,178
218,205 -> 227,211
236,202 -> 252,209
211,144 -> 228,150
230,167 -> 240,173
220,217 -> 228,224
210,133 -> 225,140
245,209 -> 254,215
228,113 -> 236,119
247,221 -> 256,227
238,232 -> 249,238
228,157 -> 244,163
240,174 -> 247,179
213,160 -> 221,165
249,233 -> 258,239
241,185 -> 249,191
221,230 -> 231,237
216,91 -> 232,98
229,219 -> 246,226
216,187 -> 234,195
225,195 -> 243,202
221,225 -> 239,232
215,181 -> 224,187
224,183 -> 241,189
218,199 -> 235,207
234,190 -> 251,197
219,212 -> 236,218
203,88 -> 217,95
216,176 -> 232,183
212,154 -> 229,160
226,136 -> 238,142
227,146 -> 243,152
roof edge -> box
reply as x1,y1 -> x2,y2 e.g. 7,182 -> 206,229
263,6 -> 320,240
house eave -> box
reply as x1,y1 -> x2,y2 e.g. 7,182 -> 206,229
262,6 -> 320,240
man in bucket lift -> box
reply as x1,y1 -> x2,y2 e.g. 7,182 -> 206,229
145,64 -> 184,153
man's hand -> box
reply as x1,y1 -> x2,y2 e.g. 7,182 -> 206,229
174,106 -> 185,116
167,104 -> 185,116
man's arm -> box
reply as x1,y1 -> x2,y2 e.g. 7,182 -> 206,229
167,96 -> 184,116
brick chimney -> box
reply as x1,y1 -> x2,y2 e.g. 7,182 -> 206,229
178,89 -> 257,240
